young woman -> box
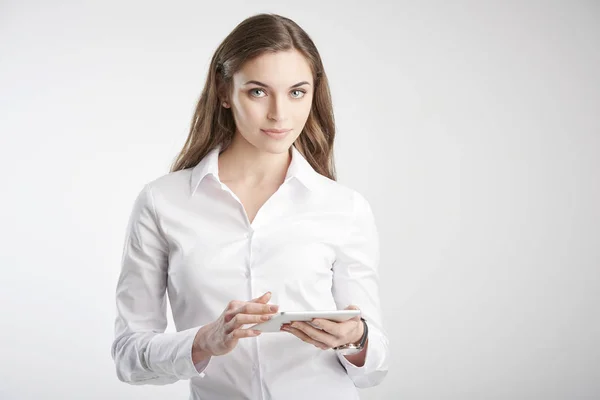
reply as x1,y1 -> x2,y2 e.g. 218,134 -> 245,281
111,13 -> 389,400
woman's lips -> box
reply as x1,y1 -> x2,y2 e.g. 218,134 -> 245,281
261,128 -> 291,138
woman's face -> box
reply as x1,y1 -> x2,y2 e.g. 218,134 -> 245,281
227,50 -> 314,154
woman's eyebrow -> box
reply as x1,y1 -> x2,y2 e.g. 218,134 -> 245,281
243,80 -> 311,89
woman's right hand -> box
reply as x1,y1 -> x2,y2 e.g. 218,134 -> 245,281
193,292 -> 279,359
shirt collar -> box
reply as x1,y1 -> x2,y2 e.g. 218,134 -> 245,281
190,144 -> 319,196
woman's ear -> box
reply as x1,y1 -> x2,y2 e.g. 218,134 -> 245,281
216,77 -> 230,108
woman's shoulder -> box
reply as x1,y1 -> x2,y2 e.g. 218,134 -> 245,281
143,167 -> 194,196
312,174 -> 373,213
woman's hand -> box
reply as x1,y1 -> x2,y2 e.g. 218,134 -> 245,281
193,291 -> 278,359
280,305 -> 364,350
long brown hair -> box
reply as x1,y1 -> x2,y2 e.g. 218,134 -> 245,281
169,13 -> 336,180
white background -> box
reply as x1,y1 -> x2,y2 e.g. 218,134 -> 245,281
1,1 -> 599,399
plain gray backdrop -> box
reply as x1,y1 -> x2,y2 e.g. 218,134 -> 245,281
1,1 -> 599,399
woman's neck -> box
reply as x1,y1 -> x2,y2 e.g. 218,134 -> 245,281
217,134 -> 291,186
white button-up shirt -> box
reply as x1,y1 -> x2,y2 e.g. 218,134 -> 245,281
111,144 -> 390,399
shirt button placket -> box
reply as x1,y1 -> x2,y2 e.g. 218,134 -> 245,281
246,229 -> 265,399
246,229 -> 255,285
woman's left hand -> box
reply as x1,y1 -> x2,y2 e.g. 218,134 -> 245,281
280,305 -> 364,350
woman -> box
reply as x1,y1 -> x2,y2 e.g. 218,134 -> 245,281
111,13 -> 389,400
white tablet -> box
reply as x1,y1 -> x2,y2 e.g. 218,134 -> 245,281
249,310 -> 361,332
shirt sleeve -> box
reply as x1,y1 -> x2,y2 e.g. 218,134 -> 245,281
110,184 -> 212,385
332,191 -> 390,388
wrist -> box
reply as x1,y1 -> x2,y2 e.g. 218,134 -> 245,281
334,318 -> 368,354
351,319 -> 365,344
192,324 -> 214,363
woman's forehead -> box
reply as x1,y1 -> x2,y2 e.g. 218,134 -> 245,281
233,50 -> 313,88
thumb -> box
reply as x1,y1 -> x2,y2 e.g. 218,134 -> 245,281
345,305 -> 361,321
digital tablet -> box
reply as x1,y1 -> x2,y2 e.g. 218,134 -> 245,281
249,310 -> 361,332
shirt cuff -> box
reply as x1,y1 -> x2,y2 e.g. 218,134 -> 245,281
335,328 -> 389,388
336,338 -> 370,371
146,325 -> 212,380
194,356 -> 211,377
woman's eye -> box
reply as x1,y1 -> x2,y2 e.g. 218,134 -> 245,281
250,89 -> 266,97
249,88 -> 306,98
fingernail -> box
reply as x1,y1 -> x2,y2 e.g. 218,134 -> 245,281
270,305 -> 278,312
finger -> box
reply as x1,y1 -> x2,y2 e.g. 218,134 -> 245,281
283,326 -> 329,350
251,292 -> 271,303
226,299 -> 243,311
241,302 -> 279,315
229,328 -> 262,340
287,322 -> 335,346
310,318 -> 340,336
227,302 -> 278,322
344,305 -> 362,321
225,313 -> 274,333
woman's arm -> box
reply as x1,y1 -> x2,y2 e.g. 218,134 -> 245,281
331,190 -> 390,388
110,184 -> 209,385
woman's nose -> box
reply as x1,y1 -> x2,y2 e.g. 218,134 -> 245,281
267,98 -> 287,121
